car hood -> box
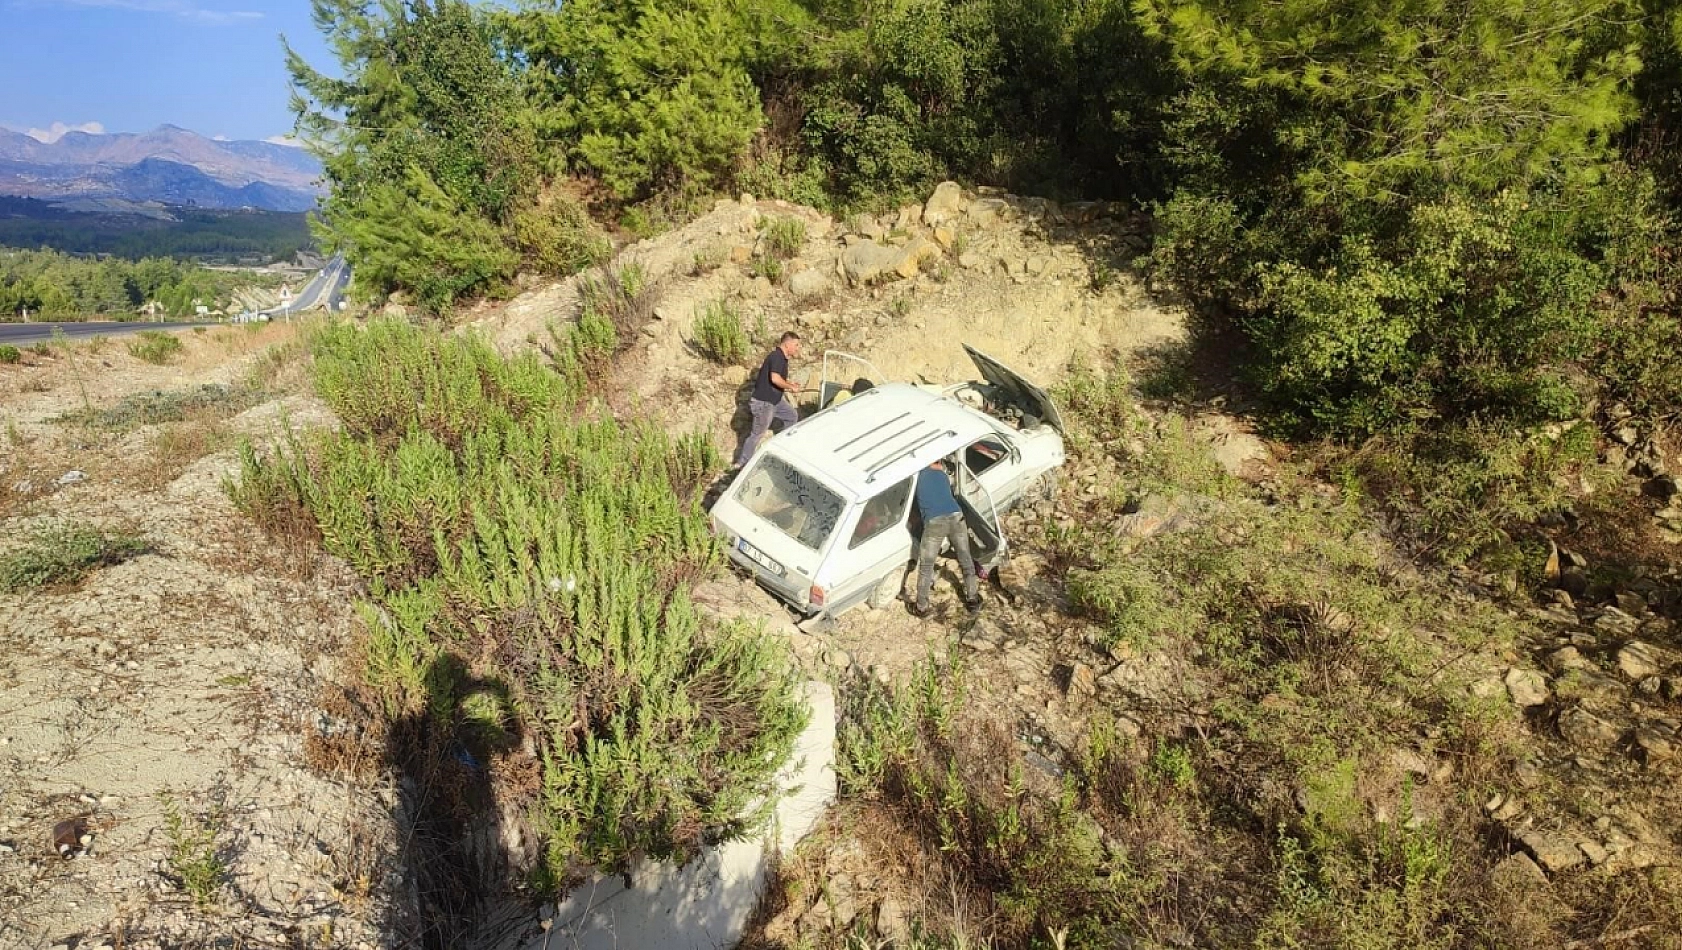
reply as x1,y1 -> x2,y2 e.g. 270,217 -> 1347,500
963,344 -> 1064,433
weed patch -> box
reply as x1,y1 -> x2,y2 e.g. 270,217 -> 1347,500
159,794 -> 226,909
230,320 -> 804,881
693,299 -> 751,365
0,344 -> 18,364
0,524 -> 148,593
762,216 -> 807,259
128,330 -> 185,364
56,384 -> 265,431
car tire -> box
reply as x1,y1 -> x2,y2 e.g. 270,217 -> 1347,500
1023,470 -> 1060,508
868,569 -> 905,610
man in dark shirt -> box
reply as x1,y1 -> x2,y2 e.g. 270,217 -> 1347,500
735,331 -> 803,468
912,459 -> 981,616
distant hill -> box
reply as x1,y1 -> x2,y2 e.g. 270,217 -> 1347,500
0,125 -> 323,213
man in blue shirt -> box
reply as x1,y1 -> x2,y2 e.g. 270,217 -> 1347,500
735,331 -> 803,468
912,459 -> 981,616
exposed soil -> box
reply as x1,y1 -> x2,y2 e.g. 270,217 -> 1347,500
0,326 -> 411,949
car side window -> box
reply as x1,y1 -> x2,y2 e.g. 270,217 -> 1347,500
965,436 -> 1011,475
848,476 -> 913,549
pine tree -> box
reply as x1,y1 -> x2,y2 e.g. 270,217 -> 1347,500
285,0 -> 540,310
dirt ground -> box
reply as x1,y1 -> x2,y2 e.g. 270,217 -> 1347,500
0,326 -> 410,949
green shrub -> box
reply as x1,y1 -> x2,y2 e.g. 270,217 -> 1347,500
159,794 -> 226,909
692,300 -> 751,365
230,320 -> 806,875
511,195 -> 612,276
0,344 -> 19,364
127,330 -> 184,365
0,525 -> 148,593
751,255 -> 785,284
761,216 -> 807,260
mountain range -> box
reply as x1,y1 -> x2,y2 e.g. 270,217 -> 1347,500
0,125 -> 324,213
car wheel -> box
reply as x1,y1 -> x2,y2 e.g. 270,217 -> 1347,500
868,569 -> 905,610
1023,470 -> 1060,508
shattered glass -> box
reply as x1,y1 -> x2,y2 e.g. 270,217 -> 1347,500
736,455 -> 844,551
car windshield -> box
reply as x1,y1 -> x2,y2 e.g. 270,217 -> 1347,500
735,454 -> 845,551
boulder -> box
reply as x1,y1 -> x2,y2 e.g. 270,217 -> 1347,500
841,241 -> 904,286
1558,707 -> 1620,751
1617,641 -> 1666,680
958,251 -> 985,269
1634,725 -> 1675,763
1493,852 -> 1551,888
922,181 -> 965,226
1505,668 -> 1551,708
1542,540 -> 1561,585
1515,830 -> 1587,874
1614,592 -> 1649,617
893,237 -> 940,279
789,269 -> 834,302
966,198 -> 1009,228
875,897 -> 911,946
893,204 -> 921,232
730,245 -> 753,264
1546,646 -> 1593,674
932,226 -> 957,250
721,365 -> 749,388
1063,662 -> 1097,706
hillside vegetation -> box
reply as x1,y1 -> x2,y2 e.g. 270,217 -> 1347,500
0,247 -> 284,319
254,0 -> 1682,946
289,0 -> 1682,462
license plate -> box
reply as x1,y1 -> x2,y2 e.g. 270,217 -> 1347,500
737,539 -> 783,575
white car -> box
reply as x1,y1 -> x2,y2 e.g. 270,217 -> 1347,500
710,345 -> 1066,619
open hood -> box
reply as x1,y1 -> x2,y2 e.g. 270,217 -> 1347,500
963,344 -> 1064,433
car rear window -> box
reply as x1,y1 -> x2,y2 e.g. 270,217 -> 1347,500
735,454 -> 844,551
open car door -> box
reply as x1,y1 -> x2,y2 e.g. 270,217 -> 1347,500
955,457 -> 1008,569
819,351 -> 888,410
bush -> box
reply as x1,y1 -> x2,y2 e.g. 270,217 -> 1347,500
0,344 -> 19,364
692,300 -> 751,365
127,330 -> 185,365
761,216 -> 807,260
511,192 -> 612,276
0,525 -> 148,593
230,320 -> 806,875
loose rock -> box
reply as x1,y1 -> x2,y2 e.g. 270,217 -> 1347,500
1505,668 -> 1550,708
922,181 -> 965,227
1617,641 -> 1666,680
1558,707 -> 1620,751
1515,830 -> 1586,874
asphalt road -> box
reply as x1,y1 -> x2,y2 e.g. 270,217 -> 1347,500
265,253 -> 348,317
0,321 -> 211,347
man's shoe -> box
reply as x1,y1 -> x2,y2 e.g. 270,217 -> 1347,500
962,595 -> 983,612
909,602 -> 931,619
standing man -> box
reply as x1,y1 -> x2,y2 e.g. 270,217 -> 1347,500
735,331 -> 803,468
912,459 -> 981,617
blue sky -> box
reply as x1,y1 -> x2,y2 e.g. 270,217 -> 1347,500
0,0 -> 335,143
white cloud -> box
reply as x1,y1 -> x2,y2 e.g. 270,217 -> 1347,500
263,135 -> 303,148
212,134 -> 230,141
25,0 -> 262,24
25,121 -> 105,144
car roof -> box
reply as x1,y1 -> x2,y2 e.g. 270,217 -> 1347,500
763,383 -> 999,498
